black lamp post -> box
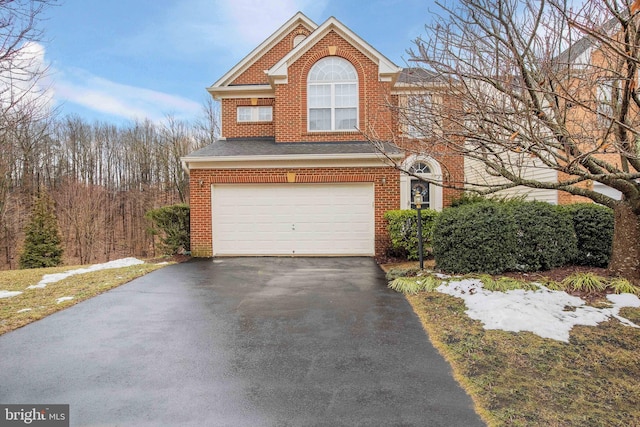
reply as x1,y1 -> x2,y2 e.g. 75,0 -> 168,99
414,192 -> 424,270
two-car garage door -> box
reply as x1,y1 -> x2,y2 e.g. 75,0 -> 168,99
211,183 -> 375,256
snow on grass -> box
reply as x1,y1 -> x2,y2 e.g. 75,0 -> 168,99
0,290 -> 23,299
56,296 -> 74,304
27,257 -> 145,289
437,279 -> 640,342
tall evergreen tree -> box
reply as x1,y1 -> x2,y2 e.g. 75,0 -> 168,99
19,191 -> 63,269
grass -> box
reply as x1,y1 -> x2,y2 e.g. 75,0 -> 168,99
561,272 -> 607,294
0,261 -> 168,335
388,275 -> 443,294
383,261 -> 640,426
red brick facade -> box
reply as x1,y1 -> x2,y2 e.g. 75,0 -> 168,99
187,14 -> 457,258
189,167 -> 400,257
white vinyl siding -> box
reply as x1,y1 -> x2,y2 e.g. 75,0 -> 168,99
464,156 -> 559,204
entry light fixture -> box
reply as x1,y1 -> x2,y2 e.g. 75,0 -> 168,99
413,192 -> 423,209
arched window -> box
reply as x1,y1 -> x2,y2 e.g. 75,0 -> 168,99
409,162 -> 431,174
400,155 -> 444,211
307,57 -> 358,131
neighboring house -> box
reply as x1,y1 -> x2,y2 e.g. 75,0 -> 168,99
463,16 -> 628,205
181,12 -> 463,257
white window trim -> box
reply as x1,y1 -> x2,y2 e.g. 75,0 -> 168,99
307,58 -> 359,132
237,106 -> 273,123
400,154 -> 443,211
402,93 -> 441,138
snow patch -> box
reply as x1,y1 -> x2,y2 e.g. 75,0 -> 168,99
437,279 -> 640,342
17,308 -> 32,313
27,258 -> 145,289
0,290 -> 22,299
56,296 -> 74,304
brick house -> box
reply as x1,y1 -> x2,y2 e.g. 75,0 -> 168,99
181,12 -> 463,258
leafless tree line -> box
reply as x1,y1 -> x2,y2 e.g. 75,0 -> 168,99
0,100 -> 219,269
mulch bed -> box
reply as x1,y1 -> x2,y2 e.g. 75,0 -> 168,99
379,257 -> 625,301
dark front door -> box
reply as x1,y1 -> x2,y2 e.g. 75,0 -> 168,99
410,179 -> 430,209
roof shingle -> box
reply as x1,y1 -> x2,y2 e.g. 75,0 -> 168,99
185,137 -> 403,158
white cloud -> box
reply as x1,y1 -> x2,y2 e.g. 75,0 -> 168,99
0,42 -> 54,115
128,0 -> 328,59
218,0 -> 328,46
48,0 -> 330,122
53,68 -> 202,122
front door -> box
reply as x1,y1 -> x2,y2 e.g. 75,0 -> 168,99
410,179 -> 430,209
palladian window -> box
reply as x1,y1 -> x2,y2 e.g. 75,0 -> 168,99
307,57 -> 358,131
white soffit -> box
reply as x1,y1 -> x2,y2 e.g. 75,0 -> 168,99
267,16 -> 402,84
208,12 -> 318,90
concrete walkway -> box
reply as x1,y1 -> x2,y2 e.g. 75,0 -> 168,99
0,257 -> 484,426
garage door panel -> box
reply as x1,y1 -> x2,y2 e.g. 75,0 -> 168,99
211,183 -> 374,256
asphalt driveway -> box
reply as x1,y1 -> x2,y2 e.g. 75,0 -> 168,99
0,257 -> 484,426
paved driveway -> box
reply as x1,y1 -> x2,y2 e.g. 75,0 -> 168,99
0,257 -> 484,426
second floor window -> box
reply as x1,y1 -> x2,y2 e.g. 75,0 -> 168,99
404,94 -> 439,138
308,57 -> 358,131
237,106 -> 272,122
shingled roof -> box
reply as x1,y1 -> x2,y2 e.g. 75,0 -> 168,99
185,137 -> 403,158
397,67 -> 443,85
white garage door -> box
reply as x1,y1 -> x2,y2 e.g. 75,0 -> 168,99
211,183 -> 375,256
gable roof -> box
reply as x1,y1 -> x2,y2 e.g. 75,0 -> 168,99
267,16 -> 402,85
554,16 -> 620,68
208,12 -> 317,91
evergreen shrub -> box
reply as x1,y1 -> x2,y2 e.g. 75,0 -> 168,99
432,202 -> 518,274
506,201 -> 577,271
146,204 -> 190,255
384,209 -> 439,260
20,192 -> 64,269
560,203 -> 614,267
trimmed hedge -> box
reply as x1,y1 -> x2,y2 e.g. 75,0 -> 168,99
385,209 -> 440,260
146,204 -> 190,255
387,200 -> 612,272
432,201 -> 580,274
506,201 -> 577,271
560,203 -> 614,267
433,202 -> 518,274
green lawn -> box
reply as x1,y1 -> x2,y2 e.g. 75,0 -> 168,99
0,261 -> 168,335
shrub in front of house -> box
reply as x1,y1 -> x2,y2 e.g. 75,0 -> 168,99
505,201 -> 577,272
146,204 -> 190,255
559,203 -> 614,267
384,209 -> 439,260
432,202 -> 518,274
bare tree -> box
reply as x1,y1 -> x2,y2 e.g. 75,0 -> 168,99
193,96 -> 220,147
0,0 -> 55,130
378,0 -> 640,281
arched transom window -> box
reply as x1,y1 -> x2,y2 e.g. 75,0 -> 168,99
307,57 -> 358,131
409,162 -> 431,174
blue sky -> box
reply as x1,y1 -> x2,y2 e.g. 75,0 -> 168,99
40,0 -> 434,124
